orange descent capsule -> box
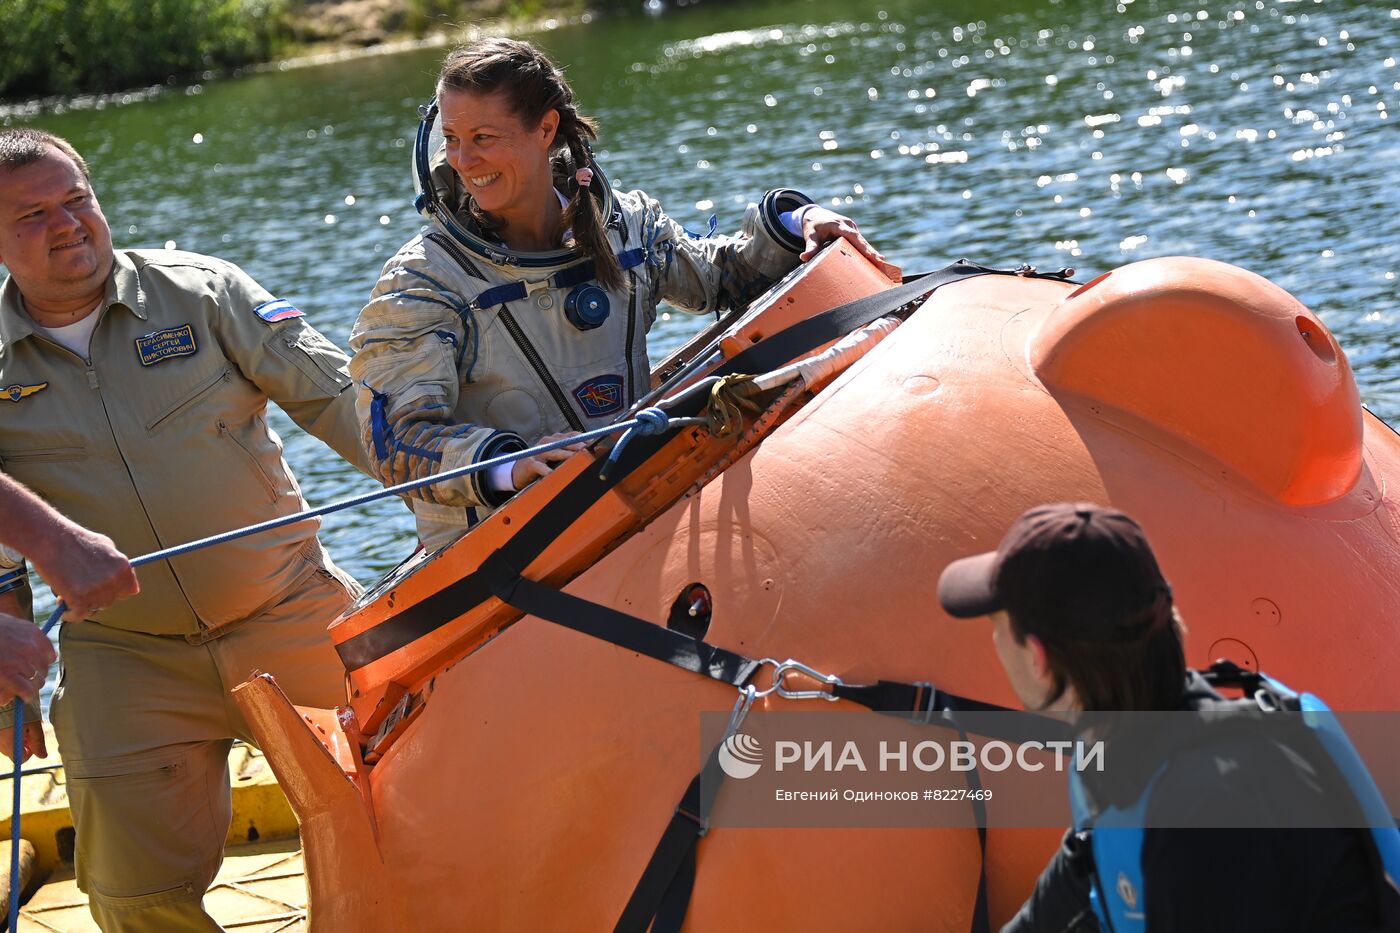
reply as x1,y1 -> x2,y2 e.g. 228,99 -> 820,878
235,243 -> 1400,930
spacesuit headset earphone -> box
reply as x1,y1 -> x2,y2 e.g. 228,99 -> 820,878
413,96 -> 616,332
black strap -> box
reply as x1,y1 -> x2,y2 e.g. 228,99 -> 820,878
611,650 -> 1026,933
960,722 -> 994,933
480,556 -> 761,688
335,414 -> 676,671
614,748 -> 725,933
616,758 -> 987,933
832,679 -> 942,715
471,562 -> 742,932
474,564 -> 745,933
482,554 -> 1048,728
831,680 -> 1074,744
497,560 -> 1043,730
716,260 -> 1050,380
468,564 -> 759,933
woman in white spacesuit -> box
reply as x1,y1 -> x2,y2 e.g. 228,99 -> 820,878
350,37 -> 881,552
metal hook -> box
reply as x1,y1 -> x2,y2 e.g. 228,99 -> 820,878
749,658 -> 782,699
773,659 -> 843,701
724,684 -> 759,740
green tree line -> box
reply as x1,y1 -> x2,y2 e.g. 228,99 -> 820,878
0,0 -> 658,103
1,0 -> 287,101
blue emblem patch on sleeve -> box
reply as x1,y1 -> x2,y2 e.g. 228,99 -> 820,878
253,299 -> 304,323
573,374 -> 624,418
135,324 -> 198,366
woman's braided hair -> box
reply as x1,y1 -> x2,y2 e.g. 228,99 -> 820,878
438,37 -> 622,289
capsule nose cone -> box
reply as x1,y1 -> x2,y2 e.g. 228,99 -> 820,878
1028,257 -> 1362,506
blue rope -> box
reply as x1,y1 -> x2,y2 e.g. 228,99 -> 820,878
8,693 -> 21,933
125,412 -> 677,570
7,407 -> 694,928
8,602 -> 60,933
599,407 -> 702,481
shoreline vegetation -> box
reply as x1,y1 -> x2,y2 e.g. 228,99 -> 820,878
0,0 -> 649,107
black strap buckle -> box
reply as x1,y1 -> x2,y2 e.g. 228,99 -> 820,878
1203,658 -> 1263,693
675,803 -> 709,837
1015,263 -> 1076,280
914,680 -> 940,724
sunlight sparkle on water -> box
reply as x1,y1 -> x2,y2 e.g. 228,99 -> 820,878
16,0 -> 1397,587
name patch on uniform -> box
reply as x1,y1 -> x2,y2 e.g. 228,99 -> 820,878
135,324 -> 198,366
1,382 -> 47,403
253,299 -> 304,323
573,374 -> 624,418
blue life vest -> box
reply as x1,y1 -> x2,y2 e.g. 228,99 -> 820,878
1067,663 -> 1400,933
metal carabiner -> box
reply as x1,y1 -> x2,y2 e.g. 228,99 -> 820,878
774,659 -> 843,701
749,658 -> 783,699
724,684 -> 759,740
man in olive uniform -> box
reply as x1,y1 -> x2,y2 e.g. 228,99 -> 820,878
0,128 -> 369,931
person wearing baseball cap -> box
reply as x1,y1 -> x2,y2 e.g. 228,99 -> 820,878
938,501 -> 1184,716
938,503 -> 1400,933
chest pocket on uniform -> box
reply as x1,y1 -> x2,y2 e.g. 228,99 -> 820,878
0,445 -> 86,464
0,446 -> 88,508
146,365 -> 232,432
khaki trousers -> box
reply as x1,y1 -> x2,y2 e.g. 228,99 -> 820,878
49,563 -> 360,933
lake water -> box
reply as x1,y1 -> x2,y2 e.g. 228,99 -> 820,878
4,0 -> 1398,643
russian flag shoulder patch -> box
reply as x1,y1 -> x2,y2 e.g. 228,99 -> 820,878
253,298 -> 304,323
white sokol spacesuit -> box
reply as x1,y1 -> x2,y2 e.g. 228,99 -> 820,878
350,141 -> 813,551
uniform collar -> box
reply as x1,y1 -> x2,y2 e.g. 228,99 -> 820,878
109,251 -> 148,321
0,276 -> 35,348
0,250 -> 144,349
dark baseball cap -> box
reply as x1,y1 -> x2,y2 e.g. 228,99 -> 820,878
938,503 -> 1172,641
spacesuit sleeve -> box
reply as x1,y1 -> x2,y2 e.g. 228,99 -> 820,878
348,244 -> 524,509
629,188 -> 812,317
